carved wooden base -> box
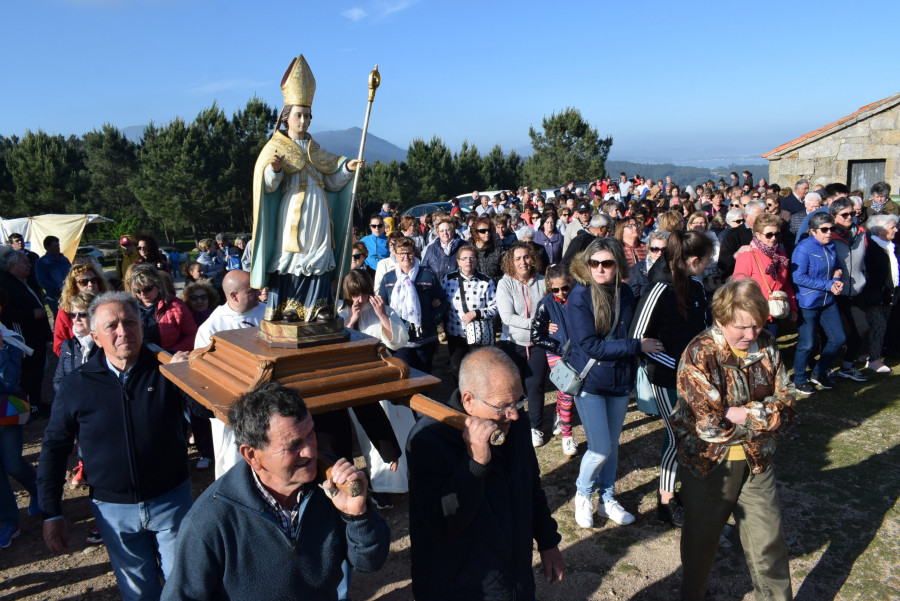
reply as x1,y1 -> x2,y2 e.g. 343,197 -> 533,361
257,317 -> 350,348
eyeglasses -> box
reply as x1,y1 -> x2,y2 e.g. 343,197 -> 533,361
137,245 -> 149,250
189,294 -> 209,302
458,256 -> 477,262
396,251 -> 415,258
588,259 -> 616,269
351,253 -> 363,260
67,311 -> 89,320
836,212 -> 852,219
475,228 -> 491,234
733,219 -> 744,225
648,246 -> 666,253
761,232 -> 780,239
76,277 -> 99,286
137,285 -> 156,295
818,226 -> 834,233
471,393 -> 527,420
623,223 -> 637,229
551,285 -> 571,293
370,223 -> 384,229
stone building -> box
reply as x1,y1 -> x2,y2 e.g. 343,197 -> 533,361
763,92 -> 900,195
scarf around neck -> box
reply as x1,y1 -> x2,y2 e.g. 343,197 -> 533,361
750,237 -> 788,278
390,259 -> 422,331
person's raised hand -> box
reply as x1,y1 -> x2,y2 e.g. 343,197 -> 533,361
323,458 -> 368,516
462,416 -> 496,466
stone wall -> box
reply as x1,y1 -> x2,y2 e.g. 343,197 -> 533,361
767,103 -> 900,195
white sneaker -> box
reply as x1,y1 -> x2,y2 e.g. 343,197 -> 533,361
561,436 -> 577,456
552,414 -> 562,436
574,491 -> 594,528
597,498 -> 635,525
531,429 -> 544,448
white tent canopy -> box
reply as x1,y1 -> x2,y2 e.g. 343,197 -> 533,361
0,214 -> 112,262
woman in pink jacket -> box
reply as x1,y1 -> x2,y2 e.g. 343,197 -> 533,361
732,213 -> 797,336
126,264 -> 197,352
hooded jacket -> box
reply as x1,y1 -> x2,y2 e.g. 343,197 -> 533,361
629,258 -> 710,388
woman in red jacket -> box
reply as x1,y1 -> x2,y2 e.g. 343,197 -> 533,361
126,264 -> 197,352
732,213 -> 797,337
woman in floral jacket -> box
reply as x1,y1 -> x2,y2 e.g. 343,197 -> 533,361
671,279 -> 795,601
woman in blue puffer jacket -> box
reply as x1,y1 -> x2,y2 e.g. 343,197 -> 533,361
566,237 -> 661,529
790,212 -> 846,396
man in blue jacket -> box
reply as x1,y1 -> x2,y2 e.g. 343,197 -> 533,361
161,383 -> 390,600
407,347 -> 564,600
38,291 -> 193,601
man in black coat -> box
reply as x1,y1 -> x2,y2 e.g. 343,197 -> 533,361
38,292 -> 193,600
407,347 -> 564,600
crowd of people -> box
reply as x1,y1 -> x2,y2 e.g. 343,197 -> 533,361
0,173 -> 896,600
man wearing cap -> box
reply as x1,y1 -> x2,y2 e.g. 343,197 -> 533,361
249,55 -> 362,323
115,236 -> 139,282
562,201 -> 594,255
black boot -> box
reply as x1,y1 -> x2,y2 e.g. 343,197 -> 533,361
657,491 -> 684,528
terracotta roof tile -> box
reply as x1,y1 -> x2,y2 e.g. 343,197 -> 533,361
763,92 -> 900,158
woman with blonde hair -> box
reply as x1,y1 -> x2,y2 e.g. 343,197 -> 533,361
53,263 -> 110,356
567,238 -> 661,527
182,280 -> 219,327
672,278 -> 794,600
126,264 -> 197,353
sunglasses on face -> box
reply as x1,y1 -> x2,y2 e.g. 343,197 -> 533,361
137,245 -> 149,250
476,228 -> 491,234
137,285 -> 156,295
76,277 -> 98,286
836,212 -> 852,219
818,226 -> 833,233
761,232 -> 780,239
551,285 -> 571,294
351,253 -> 363,260
648,245 -> 666,253
189,294 -> 208,302
67,311 -> 89,320
370,223 -> 383,229
733,219 -> 744,225
587,259 -> 616,269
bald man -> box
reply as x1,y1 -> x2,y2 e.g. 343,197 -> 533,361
407,347 -> 563,599
195,270 -> 267,478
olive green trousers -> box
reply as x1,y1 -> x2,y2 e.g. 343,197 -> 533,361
680,460 -> 792,601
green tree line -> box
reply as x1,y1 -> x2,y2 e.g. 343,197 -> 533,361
0,103 -> 610,241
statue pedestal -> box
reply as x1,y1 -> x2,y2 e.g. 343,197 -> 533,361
161,327 -> 441,423
257,317 -> 350,348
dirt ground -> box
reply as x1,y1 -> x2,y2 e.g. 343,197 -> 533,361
1,336 -> 898,600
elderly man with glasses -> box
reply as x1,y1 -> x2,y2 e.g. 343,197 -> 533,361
407,347 -> 564,600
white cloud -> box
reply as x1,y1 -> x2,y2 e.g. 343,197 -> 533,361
341,0 -> 417,22
342,7 -> 367,21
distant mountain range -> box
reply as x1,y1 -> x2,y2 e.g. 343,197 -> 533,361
120,125 -> 766,184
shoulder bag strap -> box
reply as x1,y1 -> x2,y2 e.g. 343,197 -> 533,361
750,250 -> 774,295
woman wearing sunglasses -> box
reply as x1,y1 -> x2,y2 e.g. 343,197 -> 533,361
126,264 -> 198,353
790,212 -> 846,396
733,213 -> 798,337
53,263 -> 110,356
469,215 -> 503,282
567,238 -> 661,527
627,230 -> 670,301
630,230 -> 714,527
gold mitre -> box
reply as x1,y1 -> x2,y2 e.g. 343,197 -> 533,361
281,54 -> 316,107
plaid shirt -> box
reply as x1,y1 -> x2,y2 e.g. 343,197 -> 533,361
250,469 -> 307,538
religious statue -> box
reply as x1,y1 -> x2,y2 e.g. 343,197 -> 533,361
249,55 -> 363,323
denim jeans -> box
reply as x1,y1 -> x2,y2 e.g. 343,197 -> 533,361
91,478 -> 192,601
794,303 -> 846,384
0,425 -> 37,527
573,392 -> 630,501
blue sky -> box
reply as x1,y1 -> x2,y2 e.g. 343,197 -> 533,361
2,0 -> 898,165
